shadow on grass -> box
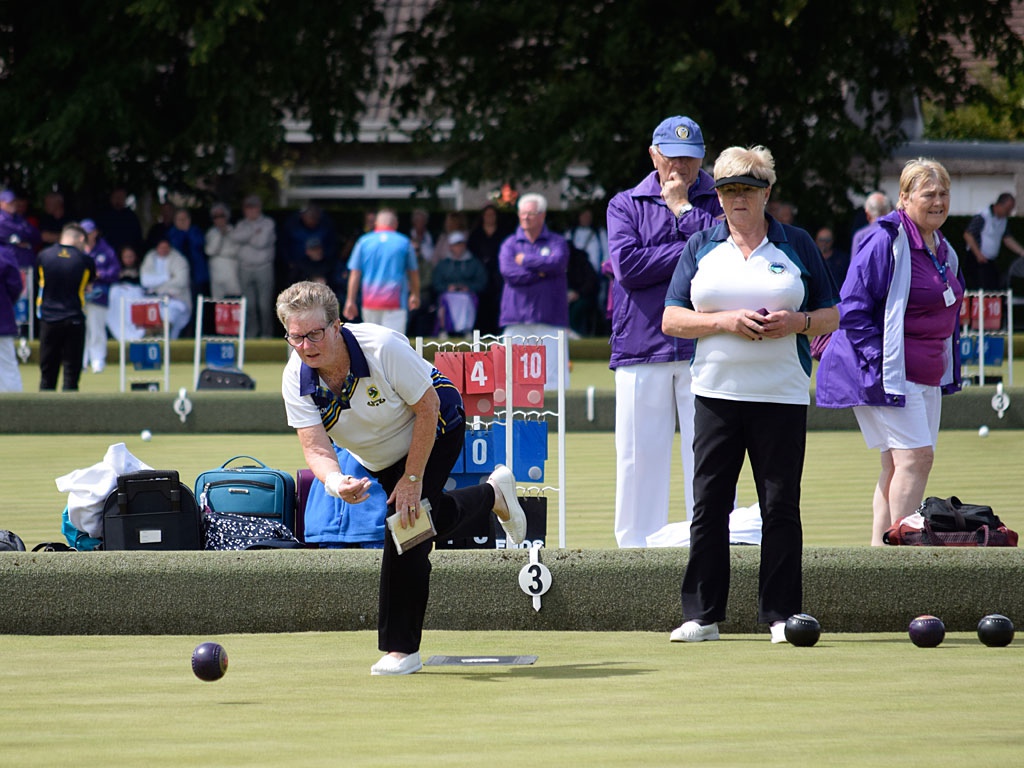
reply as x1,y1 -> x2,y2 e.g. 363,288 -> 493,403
435,661 -> 649,682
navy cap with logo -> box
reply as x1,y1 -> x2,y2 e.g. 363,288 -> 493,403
651,116 -> 705,159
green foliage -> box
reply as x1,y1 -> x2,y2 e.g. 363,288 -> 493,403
391,0 -> 1024,223
923,71 -> 1024,140
0,0 -> 383,205
1,0 -> 1022,223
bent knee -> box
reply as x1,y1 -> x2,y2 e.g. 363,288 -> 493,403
893,446 -> 934,473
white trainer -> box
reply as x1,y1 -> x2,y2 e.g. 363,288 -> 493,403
488,465 -> 527,545
370,651 -> 423,676
670,621 -> 720,642
770,622 -> 787,644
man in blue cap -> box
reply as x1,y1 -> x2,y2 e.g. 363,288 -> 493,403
605,116 -> 723,547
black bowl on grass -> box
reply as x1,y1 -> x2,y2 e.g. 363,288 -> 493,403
977,614 -> 1015,647
784,613 -> 821,647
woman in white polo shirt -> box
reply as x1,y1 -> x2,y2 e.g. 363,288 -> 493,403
277,281 -> 526,676
662,146 -> 840,644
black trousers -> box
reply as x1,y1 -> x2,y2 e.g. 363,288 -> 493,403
681,396 -> 804,626
39,318 -> 86,391
372,419 -> 496,654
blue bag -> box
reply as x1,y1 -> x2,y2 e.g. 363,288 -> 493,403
194,455 -> 296,532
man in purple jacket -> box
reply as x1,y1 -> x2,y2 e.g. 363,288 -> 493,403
0,189 -> 42,269
499,193 -> 571,390
606,116 -> 723,547
0,246 -> 24,391
81,219 -> 121,373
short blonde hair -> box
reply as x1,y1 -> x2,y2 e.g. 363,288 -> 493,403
896,158 -> 950,210
713,146 -> 777,187
275,281 -> 340,330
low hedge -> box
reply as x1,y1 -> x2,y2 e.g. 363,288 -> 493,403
2,386 -> 1021,433
2,546 -> 1021,635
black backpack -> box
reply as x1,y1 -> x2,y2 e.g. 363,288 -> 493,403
919,496 -> 1002,532
0,530 -> 27,551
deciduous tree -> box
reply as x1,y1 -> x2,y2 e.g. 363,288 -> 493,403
391,0 -> 1024,223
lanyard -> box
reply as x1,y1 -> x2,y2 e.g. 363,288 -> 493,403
923,242 -> 948,285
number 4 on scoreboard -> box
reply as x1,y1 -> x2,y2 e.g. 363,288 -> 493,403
463,351 -> 494,394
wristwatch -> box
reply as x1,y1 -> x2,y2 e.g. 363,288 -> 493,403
803,313 -> 812,333
676,203 -> 693,217
406,474 -> 421,483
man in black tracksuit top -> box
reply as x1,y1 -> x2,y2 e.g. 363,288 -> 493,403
36,223 -> 94,390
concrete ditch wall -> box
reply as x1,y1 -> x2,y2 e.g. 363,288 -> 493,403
3,547 -> 1022,635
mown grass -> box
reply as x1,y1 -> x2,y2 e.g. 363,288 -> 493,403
3,428 -> 1022,551
2,630 -> 1021,767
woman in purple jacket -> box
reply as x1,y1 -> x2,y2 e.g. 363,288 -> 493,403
816,159 -> 964,545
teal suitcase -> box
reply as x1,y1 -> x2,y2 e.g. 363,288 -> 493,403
195,456 -> 296,532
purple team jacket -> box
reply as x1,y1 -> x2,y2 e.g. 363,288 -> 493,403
605,169 -> 722,369
815,211 -> 963,408
498,224 -> 570,328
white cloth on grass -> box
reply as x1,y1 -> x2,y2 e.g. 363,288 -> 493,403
645,503 -> 763,547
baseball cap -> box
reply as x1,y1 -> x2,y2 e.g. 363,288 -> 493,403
0,190 -> 14,204
652,116 -> 705,159
80,219 -> 97,233
448,231 -> 467,246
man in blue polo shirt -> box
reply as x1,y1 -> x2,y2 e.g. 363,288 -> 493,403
343,209 -> 420,333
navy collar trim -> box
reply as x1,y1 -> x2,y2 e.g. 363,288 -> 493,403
298,324 -> 371,395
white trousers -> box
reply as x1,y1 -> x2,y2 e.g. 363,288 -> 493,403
0,337 -> 22,392
614,361 -> 695,547
82,302 -> 109,371
361,308 -> 408,334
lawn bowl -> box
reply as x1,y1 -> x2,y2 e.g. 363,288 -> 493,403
191,642 -> 228,681
908,615 -> 945,648
977,614 -> 1015,647
784,613 -> 821,647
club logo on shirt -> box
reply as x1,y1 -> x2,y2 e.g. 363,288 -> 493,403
768,262 -> 786,274
365,384 -> 385,407
540,247 -> 550,257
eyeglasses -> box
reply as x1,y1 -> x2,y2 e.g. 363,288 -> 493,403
284,326 -> 329,347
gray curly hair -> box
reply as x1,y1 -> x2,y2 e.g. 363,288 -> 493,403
275,281 -> 340,330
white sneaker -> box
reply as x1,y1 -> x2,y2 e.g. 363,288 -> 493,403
670,621 -> 720,642
370,651 -> 422,676
770,621 -> 787,644
488,465 -> 527,545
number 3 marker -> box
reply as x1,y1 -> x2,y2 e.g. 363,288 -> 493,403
518,544 -> 552,612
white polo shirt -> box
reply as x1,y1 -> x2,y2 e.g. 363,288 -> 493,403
283,323 -> 434,471
687,237 -> 811,404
